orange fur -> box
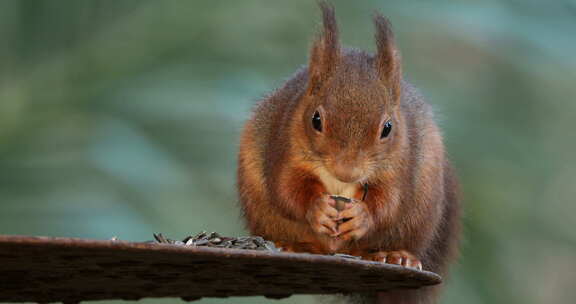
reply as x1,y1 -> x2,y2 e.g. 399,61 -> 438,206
237,3 -> 460,303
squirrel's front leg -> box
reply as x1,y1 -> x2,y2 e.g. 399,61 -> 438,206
273,195 -> 343,254
305,195 -> 339,237
305,194 -> 348,252
272,167 -> 339,253
335,199 -> 375,242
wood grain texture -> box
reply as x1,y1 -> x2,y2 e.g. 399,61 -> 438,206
0,235 -> 441,302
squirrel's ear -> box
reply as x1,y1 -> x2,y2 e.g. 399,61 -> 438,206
307,2 -> 340,96
373,14 -> 402,106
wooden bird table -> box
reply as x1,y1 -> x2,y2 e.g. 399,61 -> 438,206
0,235 -> 441,303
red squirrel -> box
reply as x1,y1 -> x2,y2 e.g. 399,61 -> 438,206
237,3 -> 461,303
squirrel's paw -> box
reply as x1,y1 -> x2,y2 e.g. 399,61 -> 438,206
305,195 -> 339,237
335,200 -> 373,241
365,250 -> 423,270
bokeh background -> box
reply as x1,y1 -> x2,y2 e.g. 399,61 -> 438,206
1,0 -> 575,303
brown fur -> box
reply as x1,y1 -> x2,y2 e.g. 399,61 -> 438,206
237,3 -> 461,303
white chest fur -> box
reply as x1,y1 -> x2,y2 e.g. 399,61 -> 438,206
315,166 -> 359,198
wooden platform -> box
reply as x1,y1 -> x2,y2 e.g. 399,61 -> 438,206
0,235 -> 441,302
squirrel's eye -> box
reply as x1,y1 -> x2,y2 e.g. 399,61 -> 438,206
381,121 -> 392,139
312,111 -> 322,132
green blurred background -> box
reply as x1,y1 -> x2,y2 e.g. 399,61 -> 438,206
1,0 -> 575,303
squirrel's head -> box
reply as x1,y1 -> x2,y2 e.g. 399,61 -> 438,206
297,2 -> 404,184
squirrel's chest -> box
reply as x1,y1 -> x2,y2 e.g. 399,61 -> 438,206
316,167 -> 360,198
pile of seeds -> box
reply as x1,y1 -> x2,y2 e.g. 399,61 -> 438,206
153,232 -> 281,252
152,232 -> 362,260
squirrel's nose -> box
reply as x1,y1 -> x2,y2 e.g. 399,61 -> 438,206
331,161 -> 363,183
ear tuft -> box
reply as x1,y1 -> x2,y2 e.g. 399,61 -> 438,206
373,13 -> 402,105
307,1 -> 340,95
318,1 -> 339,59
